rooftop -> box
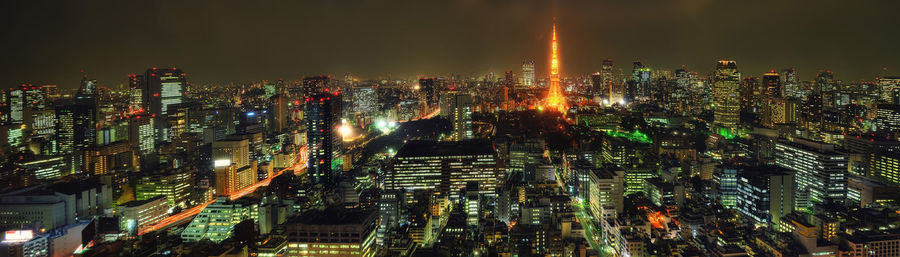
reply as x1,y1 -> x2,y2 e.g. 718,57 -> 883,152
395,139 -> 495,158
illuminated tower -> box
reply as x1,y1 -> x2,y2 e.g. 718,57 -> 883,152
546,23 -> 566,112
713,60 -> 741,136
305,92 -> 342,185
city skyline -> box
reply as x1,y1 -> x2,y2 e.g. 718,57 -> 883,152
3,1 -> 900,89
2,2 -> 900,257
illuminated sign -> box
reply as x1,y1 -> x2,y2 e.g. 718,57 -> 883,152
214,160 -> 232,167
3,230 -> 33,243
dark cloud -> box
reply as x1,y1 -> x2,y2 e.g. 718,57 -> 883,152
1,0 -> 898,90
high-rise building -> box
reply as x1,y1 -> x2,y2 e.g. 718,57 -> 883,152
128,114 -> 155,157
600,59 -> 617,104
815,70 -> 835,93
56,101 -> 96,174
545,23 -> 566,113
181,197 -> 258,243
302,76 -> 332,96
874,104 -> 900,133
586,164 -> 625,219
128,74 -> 144,112
135,170 -> 193,208
735,166 -> 795,227
774,139 -> 848,206
282,208 -> 377,257
141,68 -> 186,142
713,60 -> 741,135
305,93 -> 342,184
630,61 -> 652,101
213,139 -> 256,195
878,76 -> 900,103
385,140 -> 500,198
522,60 -> 535,86
762,70 -> 782,100
718,166 -> 739,208
780,68 -> 799,98
118,195 -> 168,235
418,78 -> 437,111
439,91 -> 473,141
6,88 -> 23,122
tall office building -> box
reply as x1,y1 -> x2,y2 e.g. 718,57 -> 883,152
735,166 -> 795,227
129,114 -> 155,157
385,140 -> 500,198
815,70 -> 835,93
874,104 -> 900,133
141,68 -> 186,142
630,61 -> 652,100
522,60 -> 535,86
302,76 -> 331,96
418,78 -> 437,109
213,139 -> 256,195
762,70 -> 781,100
718,166 -> 739,208
56,101 -> 96,174
306,93 -> 342,185
135,170 -> 193,208
440,91 -> 473,141
181,197 -> 258,243
600,59 -> 616,104
878,77 -> 900,103
713,60 -> 741,135
282,208 -> 377,257
6,88 -> 23,122
780,68 -> 798,98
128,74 -> 144,112
774,139 -> 848,206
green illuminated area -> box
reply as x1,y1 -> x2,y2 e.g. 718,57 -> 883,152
717,128 -> 736,140
605,130 -> 652,144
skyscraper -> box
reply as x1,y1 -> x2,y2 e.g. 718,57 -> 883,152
600,59 -> 615,104
418,78 -> 437,111
440,90 -> 473,141
774,139 -> 848,206
128,74 -> 144,112
142,68 -> 186,142
762,70 -> 781,99
522,60 -> 535,86
306,92 -> 342,185
735,166 -> 795,227
545,23 -> 566,113
630,61 -> 652,100
713,60 -> 741,135
780,68 -> 798,98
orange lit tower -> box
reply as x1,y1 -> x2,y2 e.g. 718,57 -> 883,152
546,23 -> 567,112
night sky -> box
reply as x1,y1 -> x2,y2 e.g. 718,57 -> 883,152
2,1 -> 899,90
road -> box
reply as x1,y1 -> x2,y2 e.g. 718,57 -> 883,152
136,109 -> 440,236
553,157 -> 609,256
137,146 -> 308,235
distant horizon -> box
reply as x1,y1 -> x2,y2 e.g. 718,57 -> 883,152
3,1 -> 900,90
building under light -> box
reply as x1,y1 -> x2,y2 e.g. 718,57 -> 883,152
545,23 -> 566,113
181,197 -> 259,243
305,93 -> 343,185
774,139 -> 848,207
141,67 -> 186,142
281,208 -> 377,257
735,166 -> 794,228
118,195 -> 168,235
439,91 -> 473,141
385,140 -> 500,199
713,60 -> 741,135
135,170 -> 193,209
522,60 -> 535,86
